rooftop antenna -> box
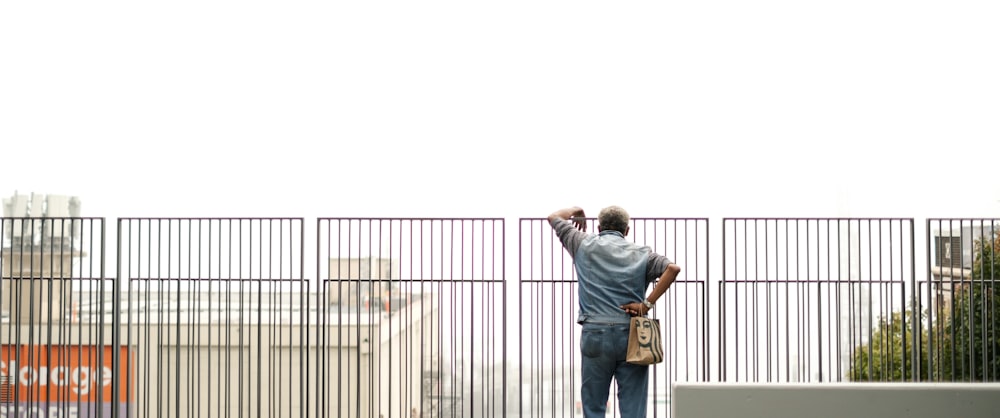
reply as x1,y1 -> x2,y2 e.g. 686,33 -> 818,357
2,192 -> 33,248
2,192 -> 81,250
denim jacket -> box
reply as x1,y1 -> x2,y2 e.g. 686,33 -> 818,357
550,218 -> 672,324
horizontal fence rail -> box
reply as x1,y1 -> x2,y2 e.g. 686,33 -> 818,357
0,215 -> 996,418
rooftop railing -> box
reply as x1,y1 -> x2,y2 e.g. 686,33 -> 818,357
0,215 -> 996,417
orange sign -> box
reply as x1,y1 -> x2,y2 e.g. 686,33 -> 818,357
0,345 -> 132,403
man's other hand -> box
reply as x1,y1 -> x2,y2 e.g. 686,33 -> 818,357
621,302 -> 649,316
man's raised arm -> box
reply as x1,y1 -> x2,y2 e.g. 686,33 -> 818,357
548,206 -> 587,231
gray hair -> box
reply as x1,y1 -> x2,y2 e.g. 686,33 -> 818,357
598,205 -> 630,233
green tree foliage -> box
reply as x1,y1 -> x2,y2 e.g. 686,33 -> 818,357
851,229 -> 1000,382
938,230 -> 1000,381
848,309 -> 928,381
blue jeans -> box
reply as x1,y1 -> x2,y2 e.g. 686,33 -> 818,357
580,322 -> 649,418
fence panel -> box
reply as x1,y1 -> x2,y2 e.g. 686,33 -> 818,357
518,217 -> 709,418
1,217 -> 107,417
923,219 -> 1000,382
720,218 -> 915,383
318,218 -> 506,418
116,218 -> 306,418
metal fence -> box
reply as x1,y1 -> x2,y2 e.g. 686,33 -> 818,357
317,218 -> 506,418
116,218 -> 307,418
0,216 -> 997,418
922,219 -> 1000,383
720,218 -> 916,383
1,217 -> 107,418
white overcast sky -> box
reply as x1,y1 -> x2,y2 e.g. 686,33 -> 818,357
2,1 -> 998,222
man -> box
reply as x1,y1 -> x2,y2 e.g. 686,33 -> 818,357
548,205 -> 680,418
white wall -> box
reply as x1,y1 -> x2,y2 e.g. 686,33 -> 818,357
672,382 -> 1000,418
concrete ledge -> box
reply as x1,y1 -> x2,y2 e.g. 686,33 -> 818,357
672,382 -> 1000,418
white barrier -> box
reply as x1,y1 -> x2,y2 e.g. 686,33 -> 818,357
672,382 -> 1000,418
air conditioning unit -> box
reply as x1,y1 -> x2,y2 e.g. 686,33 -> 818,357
42,194 -> 81,250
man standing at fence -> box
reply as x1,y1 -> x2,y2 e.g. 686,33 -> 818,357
548,205 -> 681,418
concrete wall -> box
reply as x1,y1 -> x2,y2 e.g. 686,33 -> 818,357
672,382 -> 1000,418
326,257 -> 399,307
377,299 -> 437,418
144,323 -> 373,418
1,251 -> 77,323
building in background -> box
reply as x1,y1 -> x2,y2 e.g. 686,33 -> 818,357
930,223 -> 996,311
1,192 -> 83,324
